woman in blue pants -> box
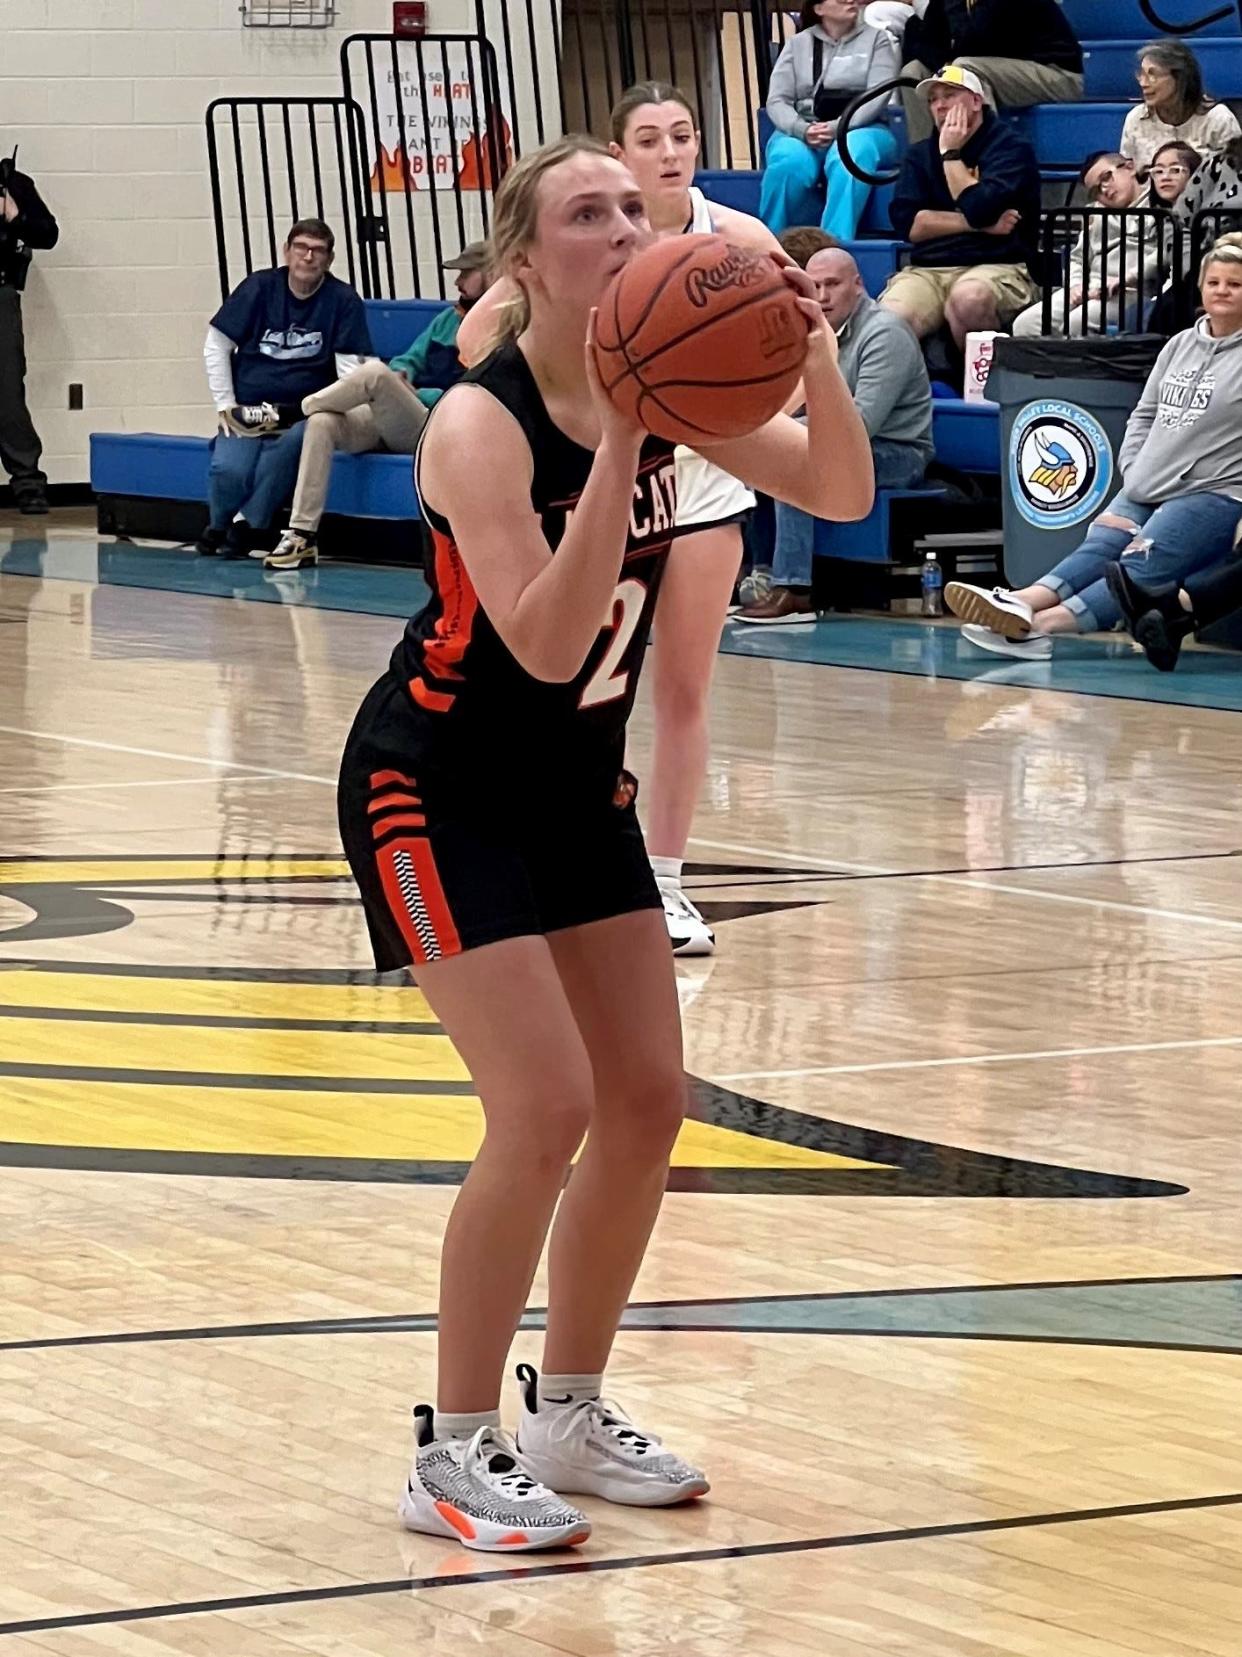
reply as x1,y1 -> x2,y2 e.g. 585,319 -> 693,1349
761,0 -> 900,241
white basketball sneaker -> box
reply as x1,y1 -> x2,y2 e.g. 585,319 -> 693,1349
945,582 -> 1034,639
659,880 -> 716,957
396,1405 -> 591,1552
514,1365 -> 710,1508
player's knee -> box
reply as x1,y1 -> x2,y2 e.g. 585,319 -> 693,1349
599,1065 -> 687,1159
515,1088 -> 594,1173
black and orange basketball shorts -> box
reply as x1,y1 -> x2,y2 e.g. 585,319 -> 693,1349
338,674 -> 662,970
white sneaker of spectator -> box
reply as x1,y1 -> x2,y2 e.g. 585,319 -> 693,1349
219,402 -> 283,438
961,623 -> 1052,660
265,528 -> 319,571
945,582 -> 1035,639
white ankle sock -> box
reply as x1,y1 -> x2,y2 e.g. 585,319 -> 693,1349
537,1372 -> 603,1408
650,856 -> 683,887
435,1407 -> 501,1442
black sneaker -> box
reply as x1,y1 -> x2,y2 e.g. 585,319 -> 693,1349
1105,562 -> 1182,634
15,490 -> 49,515
219,520 -> 256,560
1134,607 -> 1195,673
196,525 -> 228,556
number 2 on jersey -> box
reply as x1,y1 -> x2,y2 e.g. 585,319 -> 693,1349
579,577 -> 648,710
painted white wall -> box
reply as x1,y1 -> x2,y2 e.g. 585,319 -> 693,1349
0,0 -> 545,485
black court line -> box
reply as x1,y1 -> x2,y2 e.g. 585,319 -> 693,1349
3,1489 -> 1240,1638
5,1272 -> 1236,1353
0,1063 -> 472,1094
0,960 -> 409,984
0,1005 -> 442,1035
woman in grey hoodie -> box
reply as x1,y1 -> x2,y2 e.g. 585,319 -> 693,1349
944,234 -> 1242,658
761,0 -> 900,239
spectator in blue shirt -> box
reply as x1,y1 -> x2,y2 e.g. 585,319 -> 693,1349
201,218 -> 371,558
880,66 -> 1042,350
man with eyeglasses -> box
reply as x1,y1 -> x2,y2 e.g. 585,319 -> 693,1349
201,218 -> 371,558
1013,151 -> 1162,337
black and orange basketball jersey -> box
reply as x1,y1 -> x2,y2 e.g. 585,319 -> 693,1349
392,340 -> 678,789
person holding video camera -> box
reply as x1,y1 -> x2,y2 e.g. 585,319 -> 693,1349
0,151 -> 58,515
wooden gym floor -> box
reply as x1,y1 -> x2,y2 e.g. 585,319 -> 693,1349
1,524 -> 1240,1655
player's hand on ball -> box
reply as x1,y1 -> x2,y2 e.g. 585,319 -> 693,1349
586,308 -> 645,448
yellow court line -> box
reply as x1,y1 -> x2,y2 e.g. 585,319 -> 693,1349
0,969 -> 434,1024
0,858 -> 351,886
0,1079 -> 880,1170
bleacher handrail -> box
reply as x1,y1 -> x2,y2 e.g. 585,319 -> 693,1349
1037,204 -> 1184,334
1136,0 -> 1238,35
835,75 -> 919,188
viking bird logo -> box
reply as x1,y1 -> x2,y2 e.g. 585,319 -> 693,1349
1028,434 -> 1079,498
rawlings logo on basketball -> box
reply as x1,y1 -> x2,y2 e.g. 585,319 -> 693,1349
684,248 -> 768,308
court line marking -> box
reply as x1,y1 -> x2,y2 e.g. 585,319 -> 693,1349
0,726 -> 335,788
0,777 -> 277,797
713,1032 -> 1242,1084
7,1271 -> 1237,1353
689,834 -> 1242,933
3,1489 -> 1239,1637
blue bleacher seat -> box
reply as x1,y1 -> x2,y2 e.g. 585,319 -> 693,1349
90,432 -> 419,520
1084,39 -> 1242,100
1061,0 -> 1238,36
364,298 -> 451,360
930,400 -> 1000,475
1004,103 -> 1127,166
813,486 -> 945,563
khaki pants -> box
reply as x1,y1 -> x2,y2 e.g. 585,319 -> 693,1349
881,262 -> 1040,334
290,360 -> 428,531
902,56 -> 1084,143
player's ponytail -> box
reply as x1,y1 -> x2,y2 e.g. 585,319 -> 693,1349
482,134 -> 613,351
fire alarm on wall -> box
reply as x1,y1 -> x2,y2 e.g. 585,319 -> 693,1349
393,1 -> 426,34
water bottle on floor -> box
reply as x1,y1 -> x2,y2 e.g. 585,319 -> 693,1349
921,550 -> 944,618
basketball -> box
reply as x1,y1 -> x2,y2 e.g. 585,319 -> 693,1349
592,233 -> 809,445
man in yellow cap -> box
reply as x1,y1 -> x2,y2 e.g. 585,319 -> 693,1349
879,67 -> 1042,349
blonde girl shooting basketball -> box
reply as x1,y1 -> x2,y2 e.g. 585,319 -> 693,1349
338,134 -> 871,1552
460,84 -> 788,957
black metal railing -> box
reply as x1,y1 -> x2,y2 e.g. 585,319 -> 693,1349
340,32 -> 506,300
1138,0 -> 1240,35
206,98 -> 371,299
1038,207 -> 1184,333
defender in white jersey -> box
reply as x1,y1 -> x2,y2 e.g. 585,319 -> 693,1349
458,84 -> 792,957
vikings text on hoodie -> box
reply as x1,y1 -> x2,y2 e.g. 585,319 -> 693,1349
1118,317 -> 1242,504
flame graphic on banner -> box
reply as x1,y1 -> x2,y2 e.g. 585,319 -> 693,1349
369,117 -> 512,194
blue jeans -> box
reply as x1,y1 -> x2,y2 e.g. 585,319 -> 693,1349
1037,489 -> 1242,631
208,422 -> 306,531
759,127 -> 899,241
773,437 -> 929,587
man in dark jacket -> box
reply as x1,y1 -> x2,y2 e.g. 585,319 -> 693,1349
0,156 -> 59,514
881,66 -> 1042,346
902,0 -> 1083,142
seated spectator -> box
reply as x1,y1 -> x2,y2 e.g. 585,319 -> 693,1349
265,242 -> 489,571
864,0 -> 927,44
735,246 -> 932,624
1120,42 -> 1241,173
1012,151 -> 1162,338
761,0 -> 900,241
901,0 -> 1083,145
1107,527 -> 1242,670
1150,139 -> 1202,210
1176,134 -> 1242,227
777,225 -> 841,266
880,67 -> 1041,350
202,219 -> 370,559
945,234 -> 1242,659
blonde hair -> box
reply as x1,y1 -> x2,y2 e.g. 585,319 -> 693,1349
1201,229 -> 1242,282
483,134 -> 612,352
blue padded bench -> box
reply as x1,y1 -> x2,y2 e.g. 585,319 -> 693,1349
1085,41 -> 1242,100
90,432 -> 419,519
931,399 -> 1000,475
696,166 -> 897,236
813,485 -> 945,563
365,297 -> 451,359
1062,0 -> 1238,35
